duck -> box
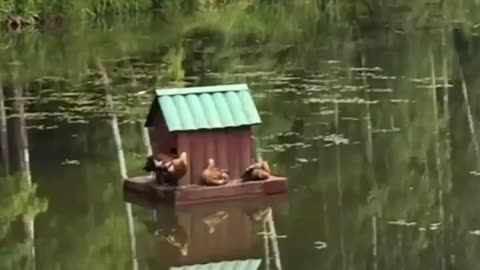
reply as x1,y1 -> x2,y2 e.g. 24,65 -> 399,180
201,158 -> 229,186
202,211 -> 229,234
154,226 -> 189,256
241,160 -> 271,181
144,152 -> 188,186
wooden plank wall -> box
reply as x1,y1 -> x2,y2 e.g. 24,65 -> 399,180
177,127 -> 253,185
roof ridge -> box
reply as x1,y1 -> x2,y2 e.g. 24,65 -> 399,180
155,83 -> 249,96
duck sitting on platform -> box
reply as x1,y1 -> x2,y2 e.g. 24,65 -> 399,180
241,160 -> 271,181
201,158 -> 229,186
144,152 -> 188,186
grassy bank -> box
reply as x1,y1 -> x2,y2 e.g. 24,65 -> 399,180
3,0 -> 480,31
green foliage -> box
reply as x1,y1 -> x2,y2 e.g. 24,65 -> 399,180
1,0 -> 480,30
0,174 -> 48,238
0,174 -> 48,270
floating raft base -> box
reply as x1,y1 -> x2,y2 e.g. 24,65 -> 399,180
123,175 -> 288,206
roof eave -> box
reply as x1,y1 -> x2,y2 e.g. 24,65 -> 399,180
167,122 -> 261,132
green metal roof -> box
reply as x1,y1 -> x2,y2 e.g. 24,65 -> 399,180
148,83 -> 261,131
170,259 -> 262,270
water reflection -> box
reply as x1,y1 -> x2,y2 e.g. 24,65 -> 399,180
126,192 -> 287,269
0,82 -> 48,270
100,59 -> 139,270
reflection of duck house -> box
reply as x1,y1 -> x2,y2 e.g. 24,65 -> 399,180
124,83 -> 287,205
142,195 -> 287,269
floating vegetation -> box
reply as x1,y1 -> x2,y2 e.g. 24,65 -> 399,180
339,85 -> 367,92
348,67 -> 383,72
261,142 -> 313,153
430,223 -> 441,230
390,99 -> 415,103
265,88 -> 299,93
314,241 -> 327,249
26,125 -> 59,130
61,159 -> 80,165
311,110 -> 335,116
367,88 -> 394,93
304,97 -> 380,104
257,232 -> 287,239
369,75 -> 398,80
341,117 -> 360,121
323,134 -> 349,145
409,78 -> 432,83
372,128 -> 401,133
387,220 -> 417,226
310,135 -> 324,141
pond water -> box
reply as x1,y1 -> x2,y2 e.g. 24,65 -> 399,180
1,12 -> 480,270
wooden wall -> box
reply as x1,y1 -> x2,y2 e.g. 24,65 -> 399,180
177,127 -> 253,185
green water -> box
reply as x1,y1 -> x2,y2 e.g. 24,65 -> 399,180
2,9 -> 480,270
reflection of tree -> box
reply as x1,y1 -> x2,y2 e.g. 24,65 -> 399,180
34,159 -> 133,270
0,174 -> 47,270
0,84 -> 9,175
98,58 -> 139,270
245,19 -> 480,269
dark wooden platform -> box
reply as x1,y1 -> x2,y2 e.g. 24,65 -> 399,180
123,174 -> 288,206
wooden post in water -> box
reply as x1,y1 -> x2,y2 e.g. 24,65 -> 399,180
0,82 -> 9,175
97,59 -> 139,270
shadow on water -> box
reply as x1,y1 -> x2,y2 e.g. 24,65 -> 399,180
2,4 -> 480,270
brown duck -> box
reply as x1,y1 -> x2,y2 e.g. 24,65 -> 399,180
201,158 -> 229,186
241,160 -> 271,181
144,152 -> 188,186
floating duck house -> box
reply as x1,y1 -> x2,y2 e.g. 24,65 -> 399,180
145,83 -> 262,186
124,83 -> 287,205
